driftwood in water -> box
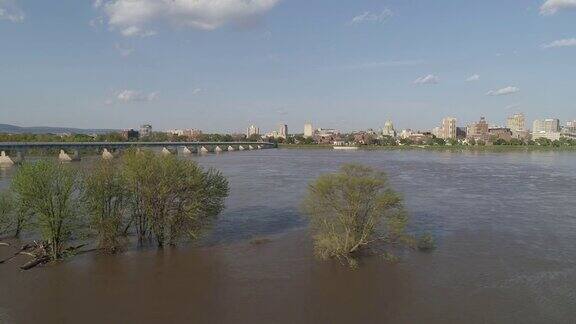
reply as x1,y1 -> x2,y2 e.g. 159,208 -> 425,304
20,255 -> 50,270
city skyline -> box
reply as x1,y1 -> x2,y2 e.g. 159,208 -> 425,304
1,1 -> 576,132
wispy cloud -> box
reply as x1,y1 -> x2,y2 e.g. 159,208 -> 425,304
466,74 -> 480,82
541,38 -> 576,48
540,0 -> 576,15
349,9 -> 393,25
414,74 -> 439,85
336,59 -> 425,70
505,103 -> 521,110
115,44 -> 134,57
192,88 -> 202,95
117,90 -> 158,103
0,0 -> 24,22
487,86 -> 520,96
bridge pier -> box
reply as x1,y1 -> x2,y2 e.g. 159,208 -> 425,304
214,146 -> 224,153
238,145 -> 245,151
161,147 -> 173,155
0,151 -> 14,166
200,146 -> 210,153
227,145 -> 235,151
102,148 -> 114,160
182,146 -> 198,154
59,150 -> 80,162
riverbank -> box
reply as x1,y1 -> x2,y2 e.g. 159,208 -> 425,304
279,143 -> 576,152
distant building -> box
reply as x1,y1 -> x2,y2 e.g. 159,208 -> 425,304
456,127 -> 467,139
168,128 -> 203,140
246,125 -> 260,138
121,129 -> 139,140
439,117 -> 457,139
506,114 -> 531,140
382,120 -> 396,137
562,120 -> 576,139
532,119 -> 561,140
489,128 -> 513,142
467,117 -> 490,141
140,124 -> 152,138
304,123 -> 314,138
278,124 -> 288,139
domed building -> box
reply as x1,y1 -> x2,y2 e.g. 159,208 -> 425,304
382,120 -> 397,137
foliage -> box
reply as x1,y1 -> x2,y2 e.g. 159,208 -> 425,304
122,150 -> 229,247
302,164 -> 407,267
11,160 -> 79,260
0,191 -> 14,237
417,234 -> 435,251
82,160 -> 127,253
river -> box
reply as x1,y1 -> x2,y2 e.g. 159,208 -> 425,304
1,149 -> 575,323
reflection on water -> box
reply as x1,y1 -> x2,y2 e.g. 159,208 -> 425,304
1,149 -> 576,323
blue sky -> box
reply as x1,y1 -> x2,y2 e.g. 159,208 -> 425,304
0,0 -> 575,133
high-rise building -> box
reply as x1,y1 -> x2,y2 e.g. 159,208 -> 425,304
507,113 -> 526,132
533,119 -> 561,140
304,123 -> 314,138
279,124 -> 288,139
467,117 -> 489,141
382,120 -> 396,137
246,125 -> 260,137
439,117 -> 457,139
140,124 -> 152,138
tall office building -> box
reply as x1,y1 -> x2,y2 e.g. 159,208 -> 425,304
279,124 -> 288,139
506,113 -> 526,132
246,125 -> 260,137
533,119 -> 561,140
304,123 -> 314,138
139,124 -> 152,138
440,117 -> 457,139
533,119 -> 560,133
382,120 -> 396,137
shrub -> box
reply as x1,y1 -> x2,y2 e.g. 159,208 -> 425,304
302,164 -> 407,267
11,160 -> 79,260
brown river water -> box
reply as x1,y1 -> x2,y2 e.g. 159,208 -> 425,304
1,149 -> 575,323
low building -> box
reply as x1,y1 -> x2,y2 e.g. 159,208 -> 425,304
304,123 -> 314,138
489,128 -> 513,142
467,117 -> 490,142
121,129 -> 139,140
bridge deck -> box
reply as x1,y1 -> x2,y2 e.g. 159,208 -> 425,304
0,142 -> 274,150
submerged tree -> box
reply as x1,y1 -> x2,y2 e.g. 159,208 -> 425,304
11,160 -> 79,260
0,191 -> 14,237
82,160 -> 127,253
302,164 -> 407,267
122,150 -> 229,247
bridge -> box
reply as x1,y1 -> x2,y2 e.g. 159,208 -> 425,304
0,141 -> 276,166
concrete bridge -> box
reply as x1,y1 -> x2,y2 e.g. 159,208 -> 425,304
0,141 -> 275,166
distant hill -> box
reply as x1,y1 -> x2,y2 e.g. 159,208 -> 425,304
0,124 -> 117,135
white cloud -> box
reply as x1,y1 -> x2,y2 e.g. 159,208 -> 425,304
0,0 -> 24,22
192,88 -> 202,95
505,103 -> 521,110
540,0 -> 576,15
115,43 -> 134,57
97,0 -> 280,37
117,90 -> 158,102
541,38 -> 576,48
350,9 -> 393,25
466,74 -> 480,82
414,74 -> 439,85
487,86 -> 520,96
120,25 -> 157,37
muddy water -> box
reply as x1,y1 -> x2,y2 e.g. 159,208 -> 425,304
1,149 -> 576,323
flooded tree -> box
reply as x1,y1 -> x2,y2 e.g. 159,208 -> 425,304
82,160 -> 127,253
122,150 -> 229,247
0,191 -> 14,237
11,160 -> 79,260
302,164 -> 408,267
